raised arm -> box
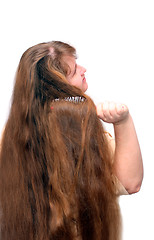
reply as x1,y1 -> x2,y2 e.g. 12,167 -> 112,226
96,101 -> 143,194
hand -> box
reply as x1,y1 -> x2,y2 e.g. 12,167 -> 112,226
96,101 -> 129,124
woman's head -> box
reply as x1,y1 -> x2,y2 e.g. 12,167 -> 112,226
13,41 -> 87,107
9,41 -> 89,141
48,41 -> 88,92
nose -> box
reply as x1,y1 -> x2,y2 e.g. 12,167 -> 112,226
79,65 -> 86,75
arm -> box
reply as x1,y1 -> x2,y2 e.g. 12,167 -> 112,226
96,101 -> 143,194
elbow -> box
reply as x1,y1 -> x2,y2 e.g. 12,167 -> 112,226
125,169 -> 144,195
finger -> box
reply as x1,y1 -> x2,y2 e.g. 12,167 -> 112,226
102,101 -> 110,118
96,103 -> 107,121
116,103 -> 128,115
96,102 -> 110,121
108,102 -> 116,118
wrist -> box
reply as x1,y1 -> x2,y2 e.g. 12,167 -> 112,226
113,112 -> 131,126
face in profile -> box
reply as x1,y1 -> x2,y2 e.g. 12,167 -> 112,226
63,55 -> 88,92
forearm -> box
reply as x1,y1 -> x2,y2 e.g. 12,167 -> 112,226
96,101 -> 143,194
113,114 -> 143,193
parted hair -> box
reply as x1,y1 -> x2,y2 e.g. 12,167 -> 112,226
0,41 -> 120,240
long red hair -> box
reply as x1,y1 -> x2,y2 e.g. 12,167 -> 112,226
0,42 -> 121,239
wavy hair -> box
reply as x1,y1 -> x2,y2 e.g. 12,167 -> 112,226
0,42 -> 120,240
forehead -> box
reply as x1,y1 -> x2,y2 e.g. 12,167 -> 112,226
62,55 -> 76,69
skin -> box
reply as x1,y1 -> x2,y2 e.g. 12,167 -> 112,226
97,102 -> 143,194
65,56 -> 143,194
64,55 -> 88,92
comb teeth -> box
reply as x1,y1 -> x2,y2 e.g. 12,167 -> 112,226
65,96 -> 85,102
53,96 -> 85,103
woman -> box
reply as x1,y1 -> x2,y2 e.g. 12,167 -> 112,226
0,41 -> 143,239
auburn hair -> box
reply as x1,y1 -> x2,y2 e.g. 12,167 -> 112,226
0,41 -> 121,240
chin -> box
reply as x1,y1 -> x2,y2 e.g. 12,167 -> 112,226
83,83 -> 88,92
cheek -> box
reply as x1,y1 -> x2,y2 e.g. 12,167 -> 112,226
73,77 -> 82,87
69,75 -> 81,86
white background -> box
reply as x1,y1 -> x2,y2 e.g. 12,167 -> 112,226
0,0 -> 154,239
